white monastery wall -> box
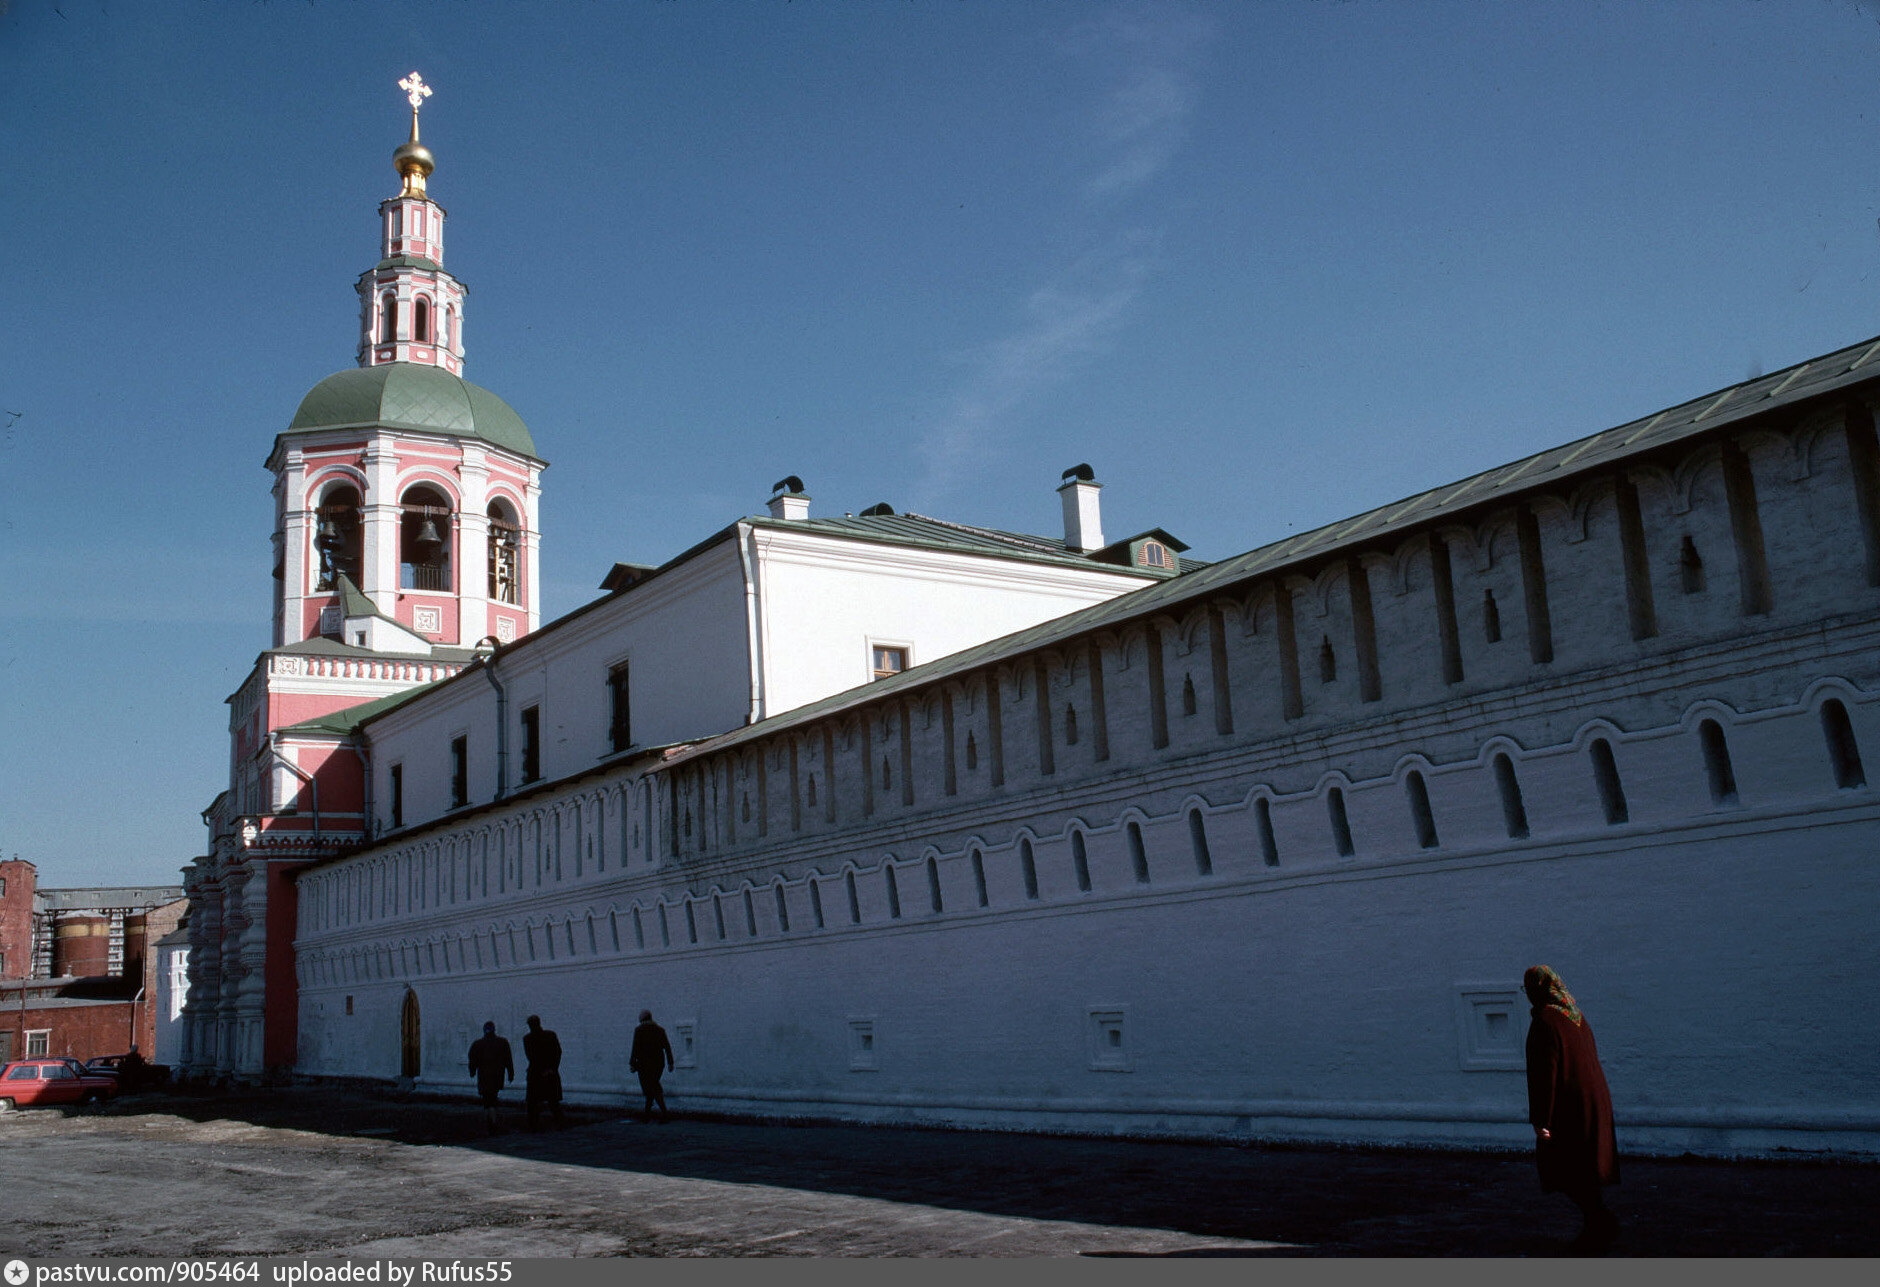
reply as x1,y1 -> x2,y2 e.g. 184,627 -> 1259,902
292,401 -> 1880,1156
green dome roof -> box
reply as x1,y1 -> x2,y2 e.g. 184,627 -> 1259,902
286,363 -> 537,460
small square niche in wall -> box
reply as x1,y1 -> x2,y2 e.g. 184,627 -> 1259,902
1453,985 -> 1526,1071
672,1021 -> 697,1069
1088,1007 -> 1130,1071
848,1018 -> 877,1071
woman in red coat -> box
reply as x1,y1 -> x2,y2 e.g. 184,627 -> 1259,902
1525,965 -> 1620,1251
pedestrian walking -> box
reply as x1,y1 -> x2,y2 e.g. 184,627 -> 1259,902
1524,965 -> 1620,1252
467,1020 -> 514,1135
523,1014 -> 566,1130
628,1009 -> 675,1122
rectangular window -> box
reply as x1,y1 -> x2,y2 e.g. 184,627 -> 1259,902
0,876 -> 7,896
520,705 -> 541,783
389,764 -> 404,829
26,1030 -> 50,1057
608,664 -> 632,752
872,646 -> 908,681
449,736 -> 468,809
168,951 -> 189,1021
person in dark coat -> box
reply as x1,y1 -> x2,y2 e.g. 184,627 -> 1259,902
522,1014 -> 566,1131
1525,965 -> 1620,1251
467,1020 -> 514,1136
628,1009 -> 675,1123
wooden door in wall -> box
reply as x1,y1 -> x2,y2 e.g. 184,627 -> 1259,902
400,989 -> 420,1078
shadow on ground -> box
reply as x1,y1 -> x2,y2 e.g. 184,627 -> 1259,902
103,1085 -> 1880,1257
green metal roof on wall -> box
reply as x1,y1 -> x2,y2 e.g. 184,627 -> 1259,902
285,363 -> 538,460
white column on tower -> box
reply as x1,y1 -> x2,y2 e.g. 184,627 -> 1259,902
524,473 -> 543,631
276,446 -> 311,645
457,443 -> 491,647
361,437 -> 401,610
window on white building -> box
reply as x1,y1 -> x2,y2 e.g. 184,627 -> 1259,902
168,950 -> 190,1022
872,646 -> 907,681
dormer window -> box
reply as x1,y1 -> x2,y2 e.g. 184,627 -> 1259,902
872,646 -> 908,681
1139,541 -> 1172,570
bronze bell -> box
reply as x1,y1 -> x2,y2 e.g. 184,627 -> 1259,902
414,517 -> 444,551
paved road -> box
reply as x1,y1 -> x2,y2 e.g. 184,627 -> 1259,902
0,1089 -> 1874,1256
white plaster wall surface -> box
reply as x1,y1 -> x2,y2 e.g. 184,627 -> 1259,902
750,527 -> 1151,718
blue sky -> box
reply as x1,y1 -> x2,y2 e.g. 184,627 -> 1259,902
4,1 -> 1880,886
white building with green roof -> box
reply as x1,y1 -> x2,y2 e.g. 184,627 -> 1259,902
189,83 -> 1878,1161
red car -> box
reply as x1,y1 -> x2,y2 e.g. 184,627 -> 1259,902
0,1059 -> 117,1110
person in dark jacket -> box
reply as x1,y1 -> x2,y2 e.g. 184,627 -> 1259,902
1525,965 -> 1620,1251
522,1014 -> 566,1130
628,1009 -> 675,1122
467,1020 -> 514,1136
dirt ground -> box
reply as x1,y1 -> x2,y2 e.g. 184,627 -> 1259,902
0,1087 -> 1875,1257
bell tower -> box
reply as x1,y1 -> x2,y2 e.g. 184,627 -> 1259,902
267,73 -> 544,655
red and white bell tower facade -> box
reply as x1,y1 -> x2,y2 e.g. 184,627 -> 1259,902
185,75 -> 546,1083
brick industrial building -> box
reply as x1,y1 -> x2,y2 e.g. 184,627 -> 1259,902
0,859 -> 186,1065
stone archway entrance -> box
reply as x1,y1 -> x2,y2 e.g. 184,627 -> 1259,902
400,988 -> 420,1079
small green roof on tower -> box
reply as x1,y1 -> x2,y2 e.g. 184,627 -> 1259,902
285,363 -> 538,460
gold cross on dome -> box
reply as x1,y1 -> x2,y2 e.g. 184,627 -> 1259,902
399,72 -> 433,112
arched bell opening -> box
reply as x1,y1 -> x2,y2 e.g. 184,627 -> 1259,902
380,292 -> 398,345
314,483 -> 363,592
413,296 -> 431,344
487,499 -> 521,605
400,485 -> 453,591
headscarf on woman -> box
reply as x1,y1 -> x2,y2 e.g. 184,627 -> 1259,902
1524,964 -> 1584,1026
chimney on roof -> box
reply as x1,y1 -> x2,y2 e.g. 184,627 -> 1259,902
768,476 -> 810,521
1057,463 -> 1103,553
